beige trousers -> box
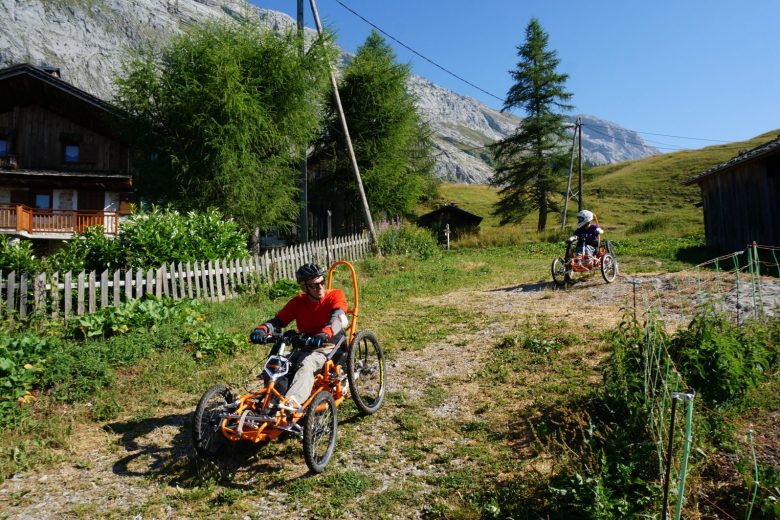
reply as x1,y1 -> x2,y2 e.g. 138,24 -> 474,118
285,346 -> 333,405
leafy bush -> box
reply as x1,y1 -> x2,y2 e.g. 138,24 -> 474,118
65,296 -> 202,340
118,207 -> 249,269
377,223 -> 439,259
0,235 -> 38,274
669,311 -> 776,405
0,332 -> 53,427
42,226 -> 122,273
268,279 -> 300,300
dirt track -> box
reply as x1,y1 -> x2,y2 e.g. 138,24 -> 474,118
0,272 -> 774,519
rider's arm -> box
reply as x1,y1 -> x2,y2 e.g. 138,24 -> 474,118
320,290 -> 348,339
256,295 -> 300,334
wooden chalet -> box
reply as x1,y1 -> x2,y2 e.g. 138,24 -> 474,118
683,136 -> 780,251
0,63 -> 132,244
418,202 -> 482,242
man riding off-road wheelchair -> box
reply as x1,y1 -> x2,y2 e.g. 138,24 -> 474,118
192,261 -> 385,473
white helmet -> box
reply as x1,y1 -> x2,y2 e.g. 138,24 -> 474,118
576,210 -> 594,229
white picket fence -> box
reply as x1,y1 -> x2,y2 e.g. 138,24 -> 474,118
0,233 -> 371,320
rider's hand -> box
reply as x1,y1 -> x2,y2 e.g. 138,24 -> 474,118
250,326 -> 268,344
306,333 -> 329,349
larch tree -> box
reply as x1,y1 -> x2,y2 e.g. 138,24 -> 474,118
490,18 -> 573,232
312,30 -> 436,230
113,19 -> 336,242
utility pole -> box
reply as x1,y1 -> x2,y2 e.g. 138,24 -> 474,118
308,0 -> 378,250
297,0 -> 308,242
577,116 -> 583,212
561,117 -> 582,230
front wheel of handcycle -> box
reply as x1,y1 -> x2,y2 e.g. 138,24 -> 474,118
303,390 -> 337,474
347,330 -> 386,415
551,257 -> 572,287
193,384 -> 232,459
601,253 -> 618,283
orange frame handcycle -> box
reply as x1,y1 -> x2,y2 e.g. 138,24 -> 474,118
551,236 -> 618,287
192,261 -> 386,473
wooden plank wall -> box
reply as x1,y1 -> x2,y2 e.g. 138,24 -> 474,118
0,233 -> 371,319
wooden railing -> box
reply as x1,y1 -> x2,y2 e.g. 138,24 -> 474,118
0,233 -> 372,319
0,205 -> 120,235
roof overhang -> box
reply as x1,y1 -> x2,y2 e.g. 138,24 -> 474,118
0,168 -> 133,190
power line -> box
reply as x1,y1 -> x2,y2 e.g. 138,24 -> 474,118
332,0 -> 505,103
583,122 -> 732,143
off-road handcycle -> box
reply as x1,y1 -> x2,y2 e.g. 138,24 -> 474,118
191,261 -> 385,473
551,237 -> 618,287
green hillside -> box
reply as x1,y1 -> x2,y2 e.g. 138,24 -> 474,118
422,129 -> 780,244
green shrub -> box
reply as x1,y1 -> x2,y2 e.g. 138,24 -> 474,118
377,223 -> 439,259
0,332 -> 53,427
268,279 -> 300,300
0,235 -> 38,274
669,312 -> 776,405
42,226 -> 121,273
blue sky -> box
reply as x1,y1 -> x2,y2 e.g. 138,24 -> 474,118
253,1 -> 780,152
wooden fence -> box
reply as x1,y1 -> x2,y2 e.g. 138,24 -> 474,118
0,233 -> 371,320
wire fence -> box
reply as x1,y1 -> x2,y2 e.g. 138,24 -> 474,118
632,243 -> 778,519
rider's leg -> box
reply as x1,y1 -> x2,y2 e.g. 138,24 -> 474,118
285,350 -> 328,407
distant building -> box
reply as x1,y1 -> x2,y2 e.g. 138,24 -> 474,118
417,203 -> 482,242
683,136 -> 780,251
0,63 -> 133,248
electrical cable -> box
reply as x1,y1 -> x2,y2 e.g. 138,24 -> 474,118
332,0 -> 504,103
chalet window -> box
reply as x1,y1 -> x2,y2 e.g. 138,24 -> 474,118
0,138 -> 7,156
64,144 -> 80,163
35,194 -> 51,209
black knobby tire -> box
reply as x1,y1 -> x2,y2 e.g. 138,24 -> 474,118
193,384 -> 232,459
346,330 -> 386,414
551,257 -> 572,287
601,252 -> 618,283
302,391 -> 337,474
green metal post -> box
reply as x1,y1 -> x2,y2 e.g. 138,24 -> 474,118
746,429 -> 759,520
674,390 -> 695,520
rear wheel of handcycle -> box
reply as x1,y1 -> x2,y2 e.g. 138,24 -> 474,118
551,257 -> 572,287
346,330 -> 386,415
303,391 -> 337,474
193,384 -> 232,459
601,253 -> 618,283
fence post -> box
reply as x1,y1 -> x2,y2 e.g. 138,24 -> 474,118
77,271 -> 85,315
125,269 -> 133,301
51,272 -> 59,320
100,269 -> 109,308
169,262 -> 178,299
156,267 -> 164,298
7,271 -> 15,317
19,273 -> 28,318
33,272 -> 46,314
88,271 -> 96,313
673,391 -> 695,520
113,269 -> 121,306
64,271 -> 72,319
145,269 -> 154,297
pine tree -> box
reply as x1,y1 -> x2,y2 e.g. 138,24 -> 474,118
490,18 -> 573,232
313,30 -> 435,229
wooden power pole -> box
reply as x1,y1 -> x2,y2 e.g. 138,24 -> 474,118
308,0 -> 378,250
297,0 -> 308,242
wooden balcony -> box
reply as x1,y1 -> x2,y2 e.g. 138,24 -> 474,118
0,204 -> 121,237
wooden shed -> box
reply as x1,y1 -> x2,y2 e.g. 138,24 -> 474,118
417,203 -> 482,242
683,136 -> 780,251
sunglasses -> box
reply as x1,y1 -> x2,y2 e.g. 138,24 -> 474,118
305,280 -> 326,289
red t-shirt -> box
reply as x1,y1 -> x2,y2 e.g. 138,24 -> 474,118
275,289 -> 348,337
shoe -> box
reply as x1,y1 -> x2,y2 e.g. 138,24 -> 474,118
279,396 -> 304,414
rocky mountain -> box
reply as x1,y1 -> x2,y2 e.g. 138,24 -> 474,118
0,0 -> 659,184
